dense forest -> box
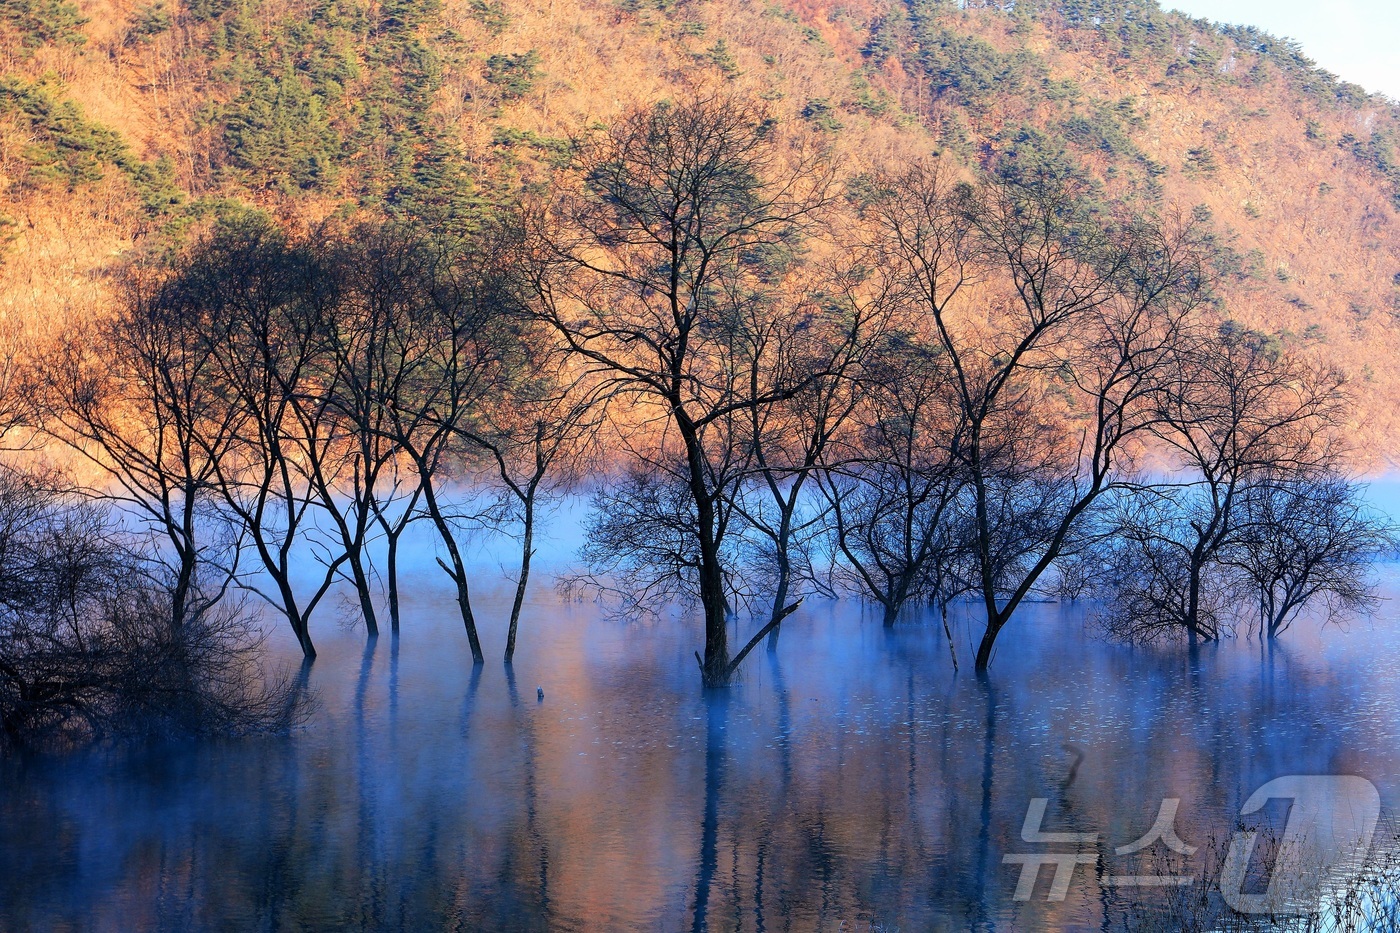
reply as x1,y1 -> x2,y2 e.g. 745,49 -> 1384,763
1,0 -> 1399,746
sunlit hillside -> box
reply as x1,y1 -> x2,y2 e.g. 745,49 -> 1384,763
3,0 -> 1399,458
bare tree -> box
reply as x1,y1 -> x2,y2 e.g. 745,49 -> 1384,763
318,223 -> 444,637
178,219 -> 349,660
818,330 -> 966,629
38,272 -> 244,630
1229,472 -> 1394,639
533,94 -> 836,686
1105,322 -> 1346,644
1093,486 -> 1240,643
734,261 -> 895,652
371,222 -> 522,664
461,342 -> 604,663
0,464 -> 302,750
861,163 -> 1212,670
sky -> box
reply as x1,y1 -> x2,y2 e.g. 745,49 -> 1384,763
1166,0 -> 1400,101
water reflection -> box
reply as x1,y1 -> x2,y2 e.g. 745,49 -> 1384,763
3,567 -> 1400,930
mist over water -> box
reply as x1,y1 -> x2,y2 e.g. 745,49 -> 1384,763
4,529 -> 1400,930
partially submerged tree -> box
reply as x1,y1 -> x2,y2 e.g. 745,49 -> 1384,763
0,463 -> 302,751
534,93 -> 836,686
461,341 -> 603,662
1230,472 -> 1394,639
818,330 -> 966,629
861,162 -> 1212,671
1093,486 -> 1240,643
39,271 -> 244,631
38,213 -> 550,665
727,263 -> 886,654
182,220 -> 350,660
370,221 -> 523,663
1101,322 -> 1346,644
318,222 -> 454,638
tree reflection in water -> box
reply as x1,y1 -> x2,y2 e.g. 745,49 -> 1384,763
2,573 -> 1399,930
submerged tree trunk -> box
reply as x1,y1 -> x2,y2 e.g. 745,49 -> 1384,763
1184,534 -> 1212,642
345,550 -> 379,639
290,609 -> 316,660
973,618 -> 1000,672
697,545 -> 730,688
441,553 -> 484,664
941,602 -> 959,672
386,529 -> 402,637
674,407 -> 733,688
765,545 -> 792,650
418,468 -> 484,664
504,494 -> 536,663
375,486 -> 420,638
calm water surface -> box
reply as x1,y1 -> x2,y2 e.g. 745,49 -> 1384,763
5,553 -> 1400,931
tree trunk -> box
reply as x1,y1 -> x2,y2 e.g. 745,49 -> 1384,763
698,550 -> 730,688
378,487 -> 419,638
386,529 -> 401,636
419,474 -> 484,663
171,549 -> 195,629
291,610 -> 316,660
445,562 -> 484,663
504,497 -> 535,663
676,408 -> 730,687
1185,556 -> 1203,641
973,620 -> 999,672
765,549 -> 791,650
346,551 -> 379,638
941,602 -> 959,672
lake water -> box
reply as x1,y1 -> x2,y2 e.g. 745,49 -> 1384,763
4,544 -> 1400,930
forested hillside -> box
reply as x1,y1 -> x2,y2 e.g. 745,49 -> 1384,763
3,0 -> 1400,454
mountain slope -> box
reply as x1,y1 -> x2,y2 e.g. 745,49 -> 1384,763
3,0 -> 1399,457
